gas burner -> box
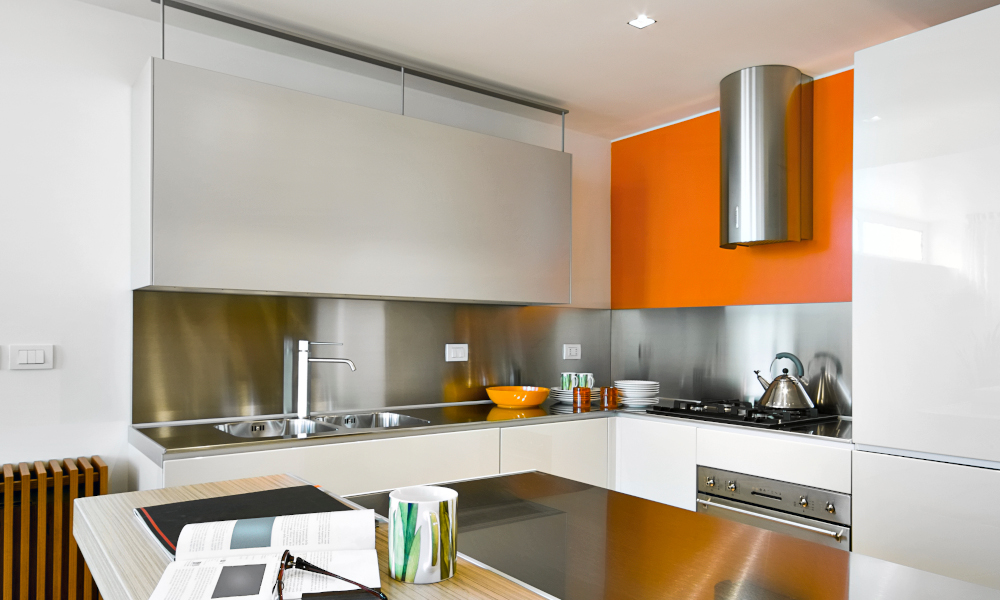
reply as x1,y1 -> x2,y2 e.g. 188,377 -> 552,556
646,399 -> 838,430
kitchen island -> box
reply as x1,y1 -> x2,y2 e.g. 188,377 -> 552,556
76,471 -> 999,600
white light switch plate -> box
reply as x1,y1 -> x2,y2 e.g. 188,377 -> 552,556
9,344 -> 54,370
445,344 -> 469,362
563,344 -> 582,360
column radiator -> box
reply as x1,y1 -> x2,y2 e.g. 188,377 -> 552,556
1,457 -> 107,600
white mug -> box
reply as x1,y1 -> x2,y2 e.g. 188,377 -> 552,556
388,485 -> 458,584
560,372 -> 595,390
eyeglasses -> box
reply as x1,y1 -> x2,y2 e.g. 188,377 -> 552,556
274,549 -> 388,600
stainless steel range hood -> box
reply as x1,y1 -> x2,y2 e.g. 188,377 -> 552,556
720,65 -> 813,248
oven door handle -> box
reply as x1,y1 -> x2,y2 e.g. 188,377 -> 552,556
697,497 -> 845,541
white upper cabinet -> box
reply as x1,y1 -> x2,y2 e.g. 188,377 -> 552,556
853,6 -> 1000,460
132,59 -> 572,304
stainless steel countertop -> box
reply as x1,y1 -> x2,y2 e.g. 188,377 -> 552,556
350,471 -> 1000,600
130,399 -> 853,466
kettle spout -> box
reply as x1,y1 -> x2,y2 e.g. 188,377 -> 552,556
754,370 -> 771,390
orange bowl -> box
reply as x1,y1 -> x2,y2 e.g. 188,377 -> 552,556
486,386 -> 550,408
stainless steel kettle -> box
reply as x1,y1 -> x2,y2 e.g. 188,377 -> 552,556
754,352 -> 814,410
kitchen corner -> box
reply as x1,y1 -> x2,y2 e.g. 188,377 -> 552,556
6,0 -> 1000,598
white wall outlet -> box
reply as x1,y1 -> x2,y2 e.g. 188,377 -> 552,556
445,343 -> 469,362
9,344 -> 54,370
563,344 -> 582,360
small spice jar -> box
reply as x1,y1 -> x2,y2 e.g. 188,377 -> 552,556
572,386 -> 591,409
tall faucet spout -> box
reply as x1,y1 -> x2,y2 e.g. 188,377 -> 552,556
297,340 -> 356,420
309,357 -> 357,371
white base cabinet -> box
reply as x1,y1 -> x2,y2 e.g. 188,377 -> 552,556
161,429 -> 500,496
853,450 -> 1000,590
614,417 -> 696,510
499,419 -> 609,488
697,428 -> 852,493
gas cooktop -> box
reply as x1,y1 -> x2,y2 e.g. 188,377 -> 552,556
646,399 -> 839,430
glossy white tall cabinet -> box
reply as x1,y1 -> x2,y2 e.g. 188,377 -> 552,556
853,5 -> 1000,462
853,451 -> 1000,589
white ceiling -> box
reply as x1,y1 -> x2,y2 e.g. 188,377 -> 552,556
133,0 -> 1000,139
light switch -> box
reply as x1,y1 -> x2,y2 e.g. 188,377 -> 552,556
9,345 -> 54,370
445,344 -> 468,362
563,344 -> 582,360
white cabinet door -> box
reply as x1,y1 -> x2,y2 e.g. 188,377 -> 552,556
500,419 -> 608,488
696,428 -> 852,493
853,451 -> 1000,589
162,429 -> 500,496
853,5 -> 1000,460
615,417 -> 696,510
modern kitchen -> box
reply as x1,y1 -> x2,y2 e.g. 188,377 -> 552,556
2,0 -> 1000,598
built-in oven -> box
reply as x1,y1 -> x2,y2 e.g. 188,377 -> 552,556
696,466 -> 851,550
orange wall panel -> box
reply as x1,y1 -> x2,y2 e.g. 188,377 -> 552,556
611,70 -> 854,308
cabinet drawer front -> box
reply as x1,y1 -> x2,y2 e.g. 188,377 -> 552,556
696,429 -> 851,493
500,419 -> 608,488
853,451 -> 1000,589
163,429 -> 500,496
615,417 -> 696,510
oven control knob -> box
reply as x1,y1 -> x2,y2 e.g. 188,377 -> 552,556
826,502 -> 836,514
706,477 -> 716,487
799,496 -> 808,508
727,481 -> 737,492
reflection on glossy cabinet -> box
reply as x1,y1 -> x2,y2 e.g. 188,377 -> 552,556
853,451 -> 1000,589
500,419 -> 609,488
615,417 -> 696,511
162,429 -> 501,496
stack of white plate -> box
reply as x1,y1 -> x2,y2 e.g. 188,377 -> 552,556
549,387 -> 597,404
614,380 -> 660,407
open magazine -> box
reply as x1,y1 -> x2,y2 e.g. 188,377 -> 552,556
149,510 -> 381,600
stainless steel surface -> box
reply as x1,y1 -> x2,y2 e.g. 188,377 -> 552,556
133,290 -> 610,423
349,471 -> 1000,600
132,58 -> 572,304
312,412 -> 431,429
611,302 -> 851,414
720,65 -> 813,247
755,363 -> 815,410
697,465 -> 850,550
297,340 -> 356,419
130,403 -> 849,469
213,418 -> 339,438
696,466 -> 851,527
696,496 -> 845,540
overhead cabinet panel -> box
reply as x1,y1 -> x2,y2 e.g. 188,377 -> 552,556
132,59 -> 572,304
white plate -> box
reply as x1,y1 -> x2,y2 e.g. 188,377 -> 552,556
619,399 -> 660,406
615,380 -> 659,386
619,390 -> 659,399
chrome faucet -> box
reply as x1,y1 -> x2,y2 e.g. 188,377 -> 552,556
297,340 -> 356,420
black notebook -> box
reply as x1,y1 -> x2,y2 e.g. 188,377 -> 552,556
135,485 -> 352,558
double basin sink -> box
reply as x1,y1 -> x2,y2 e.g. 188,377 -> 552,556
214,412 -> 431,439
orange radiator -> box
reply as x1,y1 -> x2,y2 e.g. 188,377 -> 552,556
1,457 -> 107,600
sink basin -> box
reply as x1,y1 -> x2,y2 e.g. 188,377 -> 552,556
313,412 -> 430,430
215,418 -> 338,439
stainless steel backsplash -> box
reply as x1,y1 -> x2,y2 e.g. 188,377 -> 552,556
133,293 -> 851,423
132,291 -> 611,424
611,303 -> 852,415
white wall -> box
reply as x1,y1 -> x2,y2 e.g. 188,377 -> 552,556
0,0 -> 610,490
0,0 -> 157,491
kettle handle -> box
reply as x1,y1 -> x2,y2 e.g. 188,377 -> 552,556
774,352 -> 804,377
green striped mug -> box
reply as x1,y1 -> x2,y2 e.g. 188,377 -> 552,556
388,485 -> 458,584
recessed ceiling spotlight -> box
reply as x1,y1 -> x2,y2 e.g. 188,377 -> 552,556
628,14 -> 656,29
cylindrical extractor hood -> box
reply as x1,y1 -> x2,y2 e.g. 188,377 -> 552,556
720,65 -> 813,248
